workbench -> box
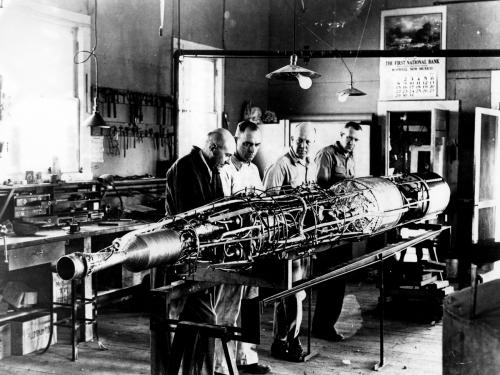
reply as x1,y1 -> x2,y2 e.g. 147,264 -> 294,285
0,221 -> 151,341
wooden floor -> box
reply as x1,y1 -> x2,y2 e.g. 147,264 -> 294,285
0,280 -> 443,375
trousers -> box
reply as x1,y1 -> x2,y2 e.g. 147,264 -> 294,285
214,284 -> 259,375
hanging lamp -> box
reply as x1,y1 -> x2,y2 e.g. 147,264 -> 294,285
337,69 -> 366,102
265,54 -> 320,89
81,0 -> 108,129
265,0 -> 320,89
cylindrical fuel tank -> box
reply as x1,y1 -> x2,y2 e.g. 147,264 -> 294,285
123,229 -> 183,272
391,172 -> 450,220
331,176 -> 405,232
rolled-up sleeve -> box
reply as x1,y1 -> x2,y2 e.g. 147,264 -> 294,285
315,150 -> 335,189
263,163 -> 286,194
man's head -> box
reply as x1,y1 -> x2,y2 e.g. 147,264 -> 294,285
235,121 -> 262,163
204,128 -> 236,168
339,121 -> 362,153
290,122 -> 316,160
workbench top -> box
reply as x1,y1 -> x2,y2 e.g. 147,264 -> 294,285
4,221 -> 151,249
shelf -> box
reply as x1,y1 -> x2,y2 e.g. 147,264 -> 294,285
54,199 -> 100,204
96,285 -> 140,306
0,307 -> 48,324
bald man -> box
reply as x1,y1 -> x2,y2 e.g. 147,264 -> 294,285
165,128 -> 235,215
263,122 -> 316,362
165,128 -> 235,375
263,122 -> 316,193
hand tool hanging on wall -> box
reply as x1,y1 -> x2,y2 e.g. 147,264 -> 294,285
149,128 -> 155,149
105,89 -> 112,117
106,127 -> 114,155
112,92 -> 117,118
118,126 -> 126,157
167,132 -> 174,160
132,125 -> 138,148
159,127 -> 165,157
124,126 -> 130,152
155,95 -> 161,125
107,126 -> 120,156
154,131 -> 160,150
113,126 -> 120,156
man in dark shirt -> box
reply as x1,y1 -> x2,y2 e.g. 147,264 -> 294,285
165,128 -> 235,215
312,121 -> 362,342
164,128 -> 235,375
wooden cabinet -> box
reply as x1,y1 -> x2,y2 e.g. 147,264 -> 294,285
377,100 -> 460,188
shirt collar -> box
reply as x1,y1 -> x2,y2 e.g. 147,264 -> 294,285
192,146 -> 214,175
231,153 -> 251,171
334,141 -> 352,157
288,147 -> 309,167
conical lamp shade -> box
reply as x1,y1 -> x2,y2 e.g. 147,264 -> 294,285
83,110 -> 109,128
266,54 -> 321,81
338,86 -> 366,97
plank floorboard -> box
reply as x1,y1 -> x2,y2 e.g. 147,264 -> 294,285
0,281 -> 443,375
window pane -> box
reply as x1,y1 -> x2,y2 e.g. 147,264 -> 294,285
180,58 -> 215,113
0,7 -> 79,178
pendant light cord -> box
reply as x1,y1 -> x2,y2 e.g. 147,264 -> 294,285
293,0 -> 296,54
74,0 -> 99,109
353,0 -> 373,70
283,0 -> 373,86
177,0 -> 181,51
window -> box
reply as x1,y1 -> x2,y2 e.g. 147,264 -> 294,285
0,2 -> 90,180
176,40 -> 223,157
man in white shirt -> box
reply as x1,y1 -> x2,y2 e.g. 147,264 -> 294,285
220,122 -> 264,196
215,121 -> 270,375
263,122 -> 316,362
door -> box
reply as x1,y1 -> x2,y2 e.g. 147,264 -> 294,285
472,107 -> 500,243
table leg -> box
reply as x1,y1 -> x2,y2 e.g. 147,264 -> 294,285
82,237 -> 93,341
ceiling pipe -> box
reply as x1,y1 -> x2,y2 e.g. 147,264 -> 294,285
434,0 -> 499,4
174,48 -> 500,59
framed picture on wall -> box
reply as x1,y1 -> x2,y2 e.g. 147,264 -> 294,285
379,6 -> 447,101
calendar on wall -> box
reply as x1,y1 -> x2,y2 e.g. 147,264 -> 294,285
379,57 -> 445,100
379,6 -> 447,101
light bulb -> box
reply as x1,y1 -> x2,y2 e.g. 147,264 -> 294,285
337,91 -> 349,103
296,74 -> 312,90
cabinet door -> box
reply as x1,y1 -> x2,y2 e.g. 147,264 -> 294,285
432,108 -> 449,178
472,107 -> 500,243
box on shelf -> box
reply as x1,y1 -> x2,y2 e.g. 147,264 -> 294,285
52,274 -> 72,304
2,281 -> 38,309
0,324 -> 11,360
11,313 -> 57,355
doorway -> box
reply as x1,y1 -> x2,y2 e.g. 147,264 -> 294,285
473,107 -> 500,242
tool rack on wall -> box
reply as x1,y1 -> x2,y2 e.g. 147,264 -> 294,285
90,86 -> 175,161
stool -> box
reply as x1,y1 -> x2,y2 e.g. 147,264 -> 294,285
44,274 -> 105,360
168,321 -> 237,375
